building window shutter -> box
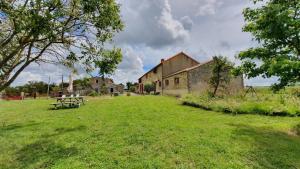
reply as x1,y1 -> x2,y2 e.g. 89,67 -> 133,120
165,80 -> 169,86
174,78 -> 179,85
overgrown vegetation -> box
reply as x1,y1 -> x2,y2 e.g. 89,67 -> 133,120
182,87 -> 300,117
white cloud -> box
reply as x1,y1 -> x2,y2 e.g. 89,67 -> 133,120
115,0 -> 191,48
158,0 -> 190,41
12,72 -> 42,86
111,47 -> 144,84
196,0 -> 223,16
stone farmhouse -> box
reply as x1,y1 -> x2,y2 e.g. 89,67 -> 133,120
90,77 -> 124,94
137,52 -> 244,96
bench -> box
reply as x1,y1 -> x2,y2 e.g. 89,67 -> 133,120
50,102 -> 80,109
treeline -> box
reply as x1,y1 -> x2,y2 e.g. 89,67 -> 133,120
4,78 -> 91,96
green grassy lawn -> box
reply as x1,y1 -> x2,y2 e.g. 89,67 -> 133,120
0,96 -> 300,169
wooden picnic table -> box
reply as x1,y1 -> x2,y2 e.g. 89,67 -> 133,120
51,96 -> 85,109
56,96 -> 85,105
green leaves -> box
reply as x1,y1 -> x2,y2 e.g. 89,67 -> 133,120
237,0 -> 300,91
94,48 -> 122,77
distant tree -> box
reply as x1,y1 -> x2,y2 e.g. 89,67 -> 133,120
129,86 -> 136,93
144,83 -> 155,94
94,49 -> 123,79
73,78 -> 91,90
0,0 -> 123,92
236,0 -> 300,91
209,56 -> 234,97
126,82 -> 134,90
93,49 -> 122,94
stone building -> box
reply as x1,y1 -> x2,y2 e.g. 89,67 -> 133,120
90,77 -> 124,94
137,52 -> 244,96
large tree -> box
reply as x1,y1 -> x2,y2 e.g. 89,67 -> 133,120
0,0 -> 123,92
236,0 -> 300,91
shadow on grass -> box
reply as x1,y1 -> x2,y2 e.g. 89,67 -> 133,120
230,124 -> 300,168
4,125 -> 86,169
12,140 -> 78,169
41,125 -> 87,138
0,122 -> 41,134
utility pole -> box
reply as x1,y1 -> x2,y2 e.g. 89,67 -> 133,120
47,76 -> 50,99
61,74 -> 64,94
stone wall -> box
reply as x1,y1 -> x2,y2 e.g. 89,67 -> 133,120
140,65 -> 163,93
187,62 -> 244,95
163,71 -> 188,96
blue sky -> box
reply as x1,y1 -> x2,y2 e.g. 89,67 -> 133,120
12,0 -> 278,87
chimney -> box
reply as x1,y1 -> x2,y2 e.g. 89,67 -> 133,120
161,59 -> 165,63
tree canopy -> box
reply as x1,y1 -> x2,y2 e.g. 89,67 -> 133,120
236,0 -> 300,91
0,0 -> 124,92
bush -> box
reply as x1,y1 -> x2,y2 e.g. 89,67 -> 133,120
88,91 -> 99,97
127,92 -> 131,96
144,83 -> 155,94
129,86 -> 136,93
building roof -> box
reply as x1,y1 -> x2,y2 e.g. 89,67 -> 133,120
164,60 -> 214,78
138,52 -> 199,80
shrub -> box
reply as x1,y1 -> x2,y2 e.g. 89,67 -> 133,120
127,92 -> 131,96
129,86 -> 136,93
144,84 -> 155,94
88,91 -> 99,97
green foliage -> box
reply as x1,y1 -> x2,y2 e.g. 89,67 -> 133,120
4,81 -> 55,96
182,89 -> 300,117
236,0 -> 300,91
0,96 -> 300,168
126,82 -> 134,90
88,91 -> 99,97
144,83 -> 155,94
209,56 -> 234,97
129,86 -> 136,93
93,48 -> 123,78
0,0 -> 124,91
73,78 -> 91,90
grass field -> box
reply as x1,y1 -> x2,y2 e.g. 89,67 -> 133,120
0,96 -> 300,169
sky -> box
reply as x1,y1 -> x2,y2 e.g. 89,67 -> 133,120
11,0 -> 278,87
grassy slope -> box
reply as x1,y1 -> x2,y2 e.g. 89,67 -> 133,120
0,96 -> 300,169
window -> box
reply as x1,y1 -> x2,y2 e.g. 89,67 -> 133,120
153,68 -> 157,74
159,81 -> 162,87
174,78 -> 179,85
165,80 -> 169,86
96,79 -> 99,84
146,74 -> 148,79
